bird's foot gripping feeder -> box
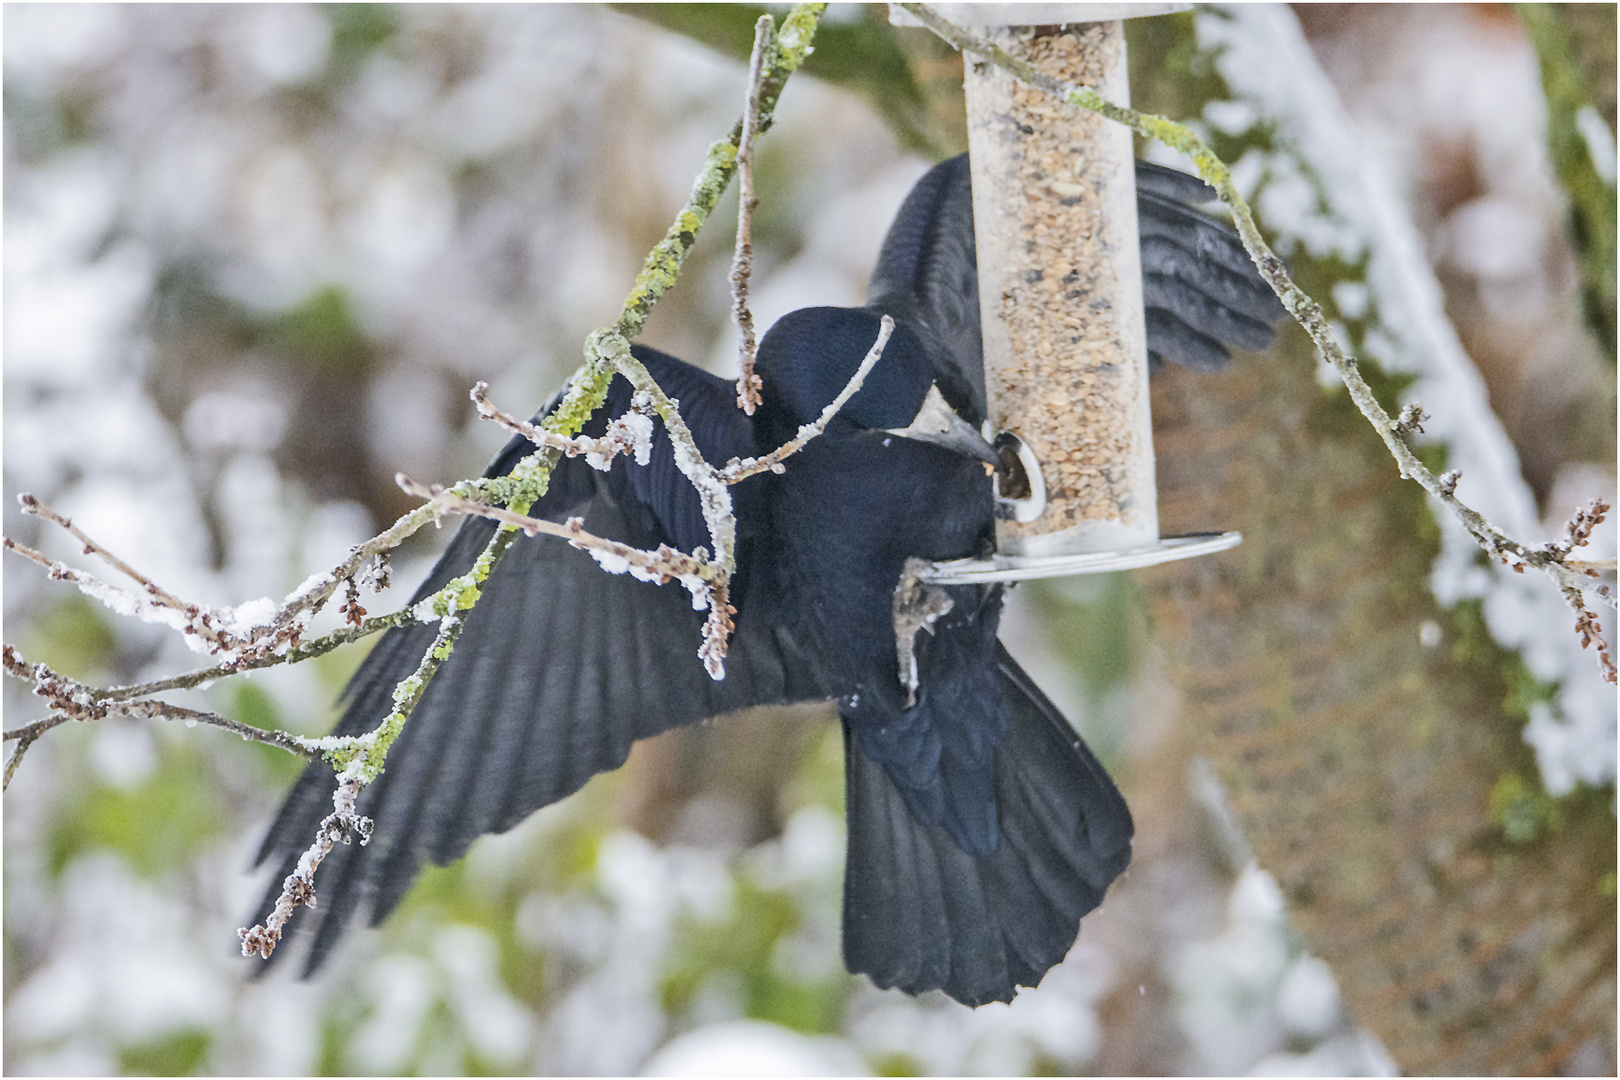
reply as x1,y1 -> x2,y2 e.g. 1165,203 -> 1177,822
897,4 -> 1240,586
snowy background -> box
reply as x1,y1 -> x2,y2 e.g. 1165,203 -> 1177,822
4,4 -> 1610,1075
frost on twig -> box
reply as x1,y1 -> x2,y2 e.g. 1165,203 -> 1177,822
1393,402 -> 1429,436
2,5 -> 828,794
0,483 -> 457,791
5,492 -> 412,670
732,15 -> 774,415
238,776 -> 372,961
413,315 -> 893,677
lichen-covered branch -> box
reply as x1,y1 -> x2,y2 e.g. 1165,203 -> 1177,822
2,4 -> 828,793
471,381 -> 655,471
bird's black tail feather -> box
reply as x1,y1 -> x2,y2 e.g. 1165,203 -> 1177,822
840,645 -> 1132,1007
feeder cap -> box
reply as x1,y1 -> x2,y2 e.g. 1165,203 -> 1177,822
890,4 -> 1190,28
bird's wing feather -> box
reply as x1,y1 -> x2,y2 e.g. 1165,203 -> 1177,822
255,348 -> 813,972
841,644 -> 1132,1006
865,154 -> 986,424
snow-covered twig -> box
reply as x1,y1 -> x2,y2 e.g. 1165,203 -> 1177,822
586,328 -> 740,669
7,497 -> 236,651
225,13 -> 834,912
238,775 -> 371,961
15,493 -> 222,642
732,15 -> 774,415
900,2 -> 1613,680
395,474 -> 726,588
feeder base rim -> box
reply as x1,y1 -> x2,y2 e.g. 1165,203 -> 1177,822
919,531 -> 1242,583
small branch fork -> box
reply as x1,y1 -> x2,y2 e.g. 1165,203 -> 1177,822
900,2 -> 1616,684
720,315 -> 895,482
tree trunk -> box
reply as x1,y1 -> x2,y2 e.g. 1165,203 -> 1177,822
1144,342 -> 1616,1075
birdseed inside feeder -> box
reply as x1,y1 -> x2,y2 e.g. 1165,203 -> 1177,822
894,3 -> 1241,584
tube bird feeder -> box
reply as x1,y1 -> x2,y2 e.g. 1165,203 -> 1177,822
897,4 -> 1241,584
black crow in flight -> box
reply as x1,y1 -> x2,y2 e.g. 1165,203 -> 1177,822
254,154 -> 1281,1006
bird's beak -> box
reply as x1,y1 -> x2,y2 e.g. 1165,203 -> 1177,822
887,385 -> 1000,465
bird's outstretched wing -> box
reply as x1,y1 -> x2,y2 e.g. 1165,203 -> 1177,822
255,347 -> 814,973
864,153 -> 1286,422
1134,160 -> 1285,371
840,643 -> 1133,1006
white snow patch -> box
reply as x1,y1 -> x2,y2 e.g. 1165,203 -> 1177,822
1575,106 -> 1616,184
590,549 -> 631,576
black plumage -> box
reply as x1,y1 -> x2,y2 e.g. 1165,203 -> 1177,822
254,152 -> 1279,1005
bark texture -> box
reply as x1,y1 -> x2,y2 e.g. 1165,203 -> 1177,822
1144,345 -> 1616,1075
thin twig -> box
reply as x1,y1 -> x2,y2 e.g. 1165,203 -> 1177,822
901,2 -> 1614,671
1563,584 -> 1616,683
592,328 -> 742,584
2,647 -> 320,760
2,714 -> 70,747
395,474 -> 735,676
86,609 -> 421,705
732,15 -> 774,415
3,530 -> 236,651
721,314 -> 896,482
16,493 -> 208,632
7,497 -> 428,663
5,732 -> 44,791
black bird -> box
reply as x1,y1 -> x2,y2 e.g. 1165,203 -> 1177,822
255,153 -> 1281,1006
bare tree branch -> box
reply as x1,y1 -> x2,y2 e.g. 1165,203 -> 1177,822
471,381 -> 655,471
1,646 -> 322,792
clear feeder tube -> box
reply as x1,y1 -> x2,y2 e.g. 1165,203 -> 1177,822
964,20 -> 1156,557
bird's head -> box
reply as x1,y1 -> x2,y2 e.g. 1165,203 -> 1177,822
755,307 -> 996,464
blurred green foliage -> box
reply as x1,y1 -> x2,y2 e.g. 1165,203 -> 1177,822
259,285 -> 377,378
1489,772 -> 1563,845
46,738 -> 229,879
22,593 -> 118,683
326,4 -> 401,77
1518,4 -> 1617,363
118,1029 -> 211,1077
